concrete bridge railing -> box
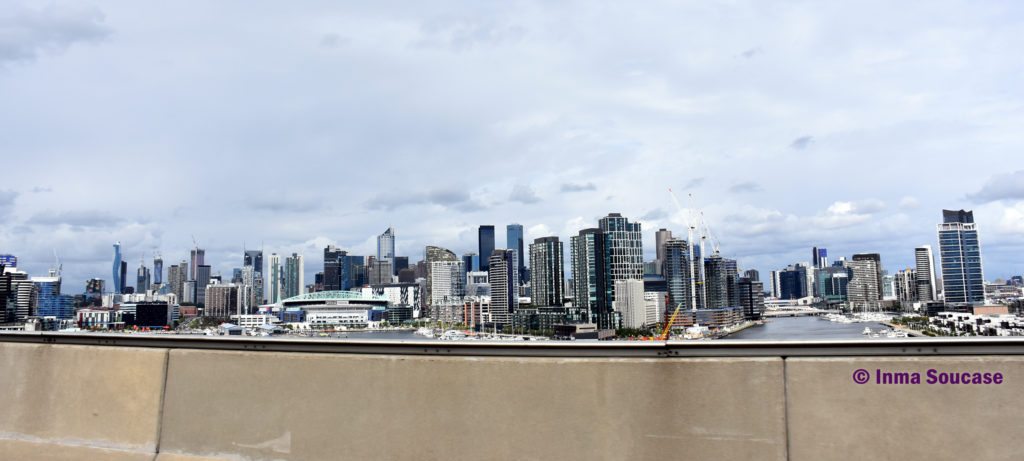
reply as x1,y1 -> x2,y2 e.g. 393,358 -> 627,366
1,333 -> 1022,461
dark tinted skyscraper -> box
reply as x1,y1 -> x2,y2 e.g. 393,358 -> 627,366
938,209 -> 985,304
506,224 -> 525,283
323,246 -> 346,291
244,250 -> 264,275
478,225 -> 495,272
704,253 -> 737,308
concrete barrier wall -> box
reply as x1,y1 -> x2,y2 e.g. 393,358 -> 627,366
1,339 -> 1022,460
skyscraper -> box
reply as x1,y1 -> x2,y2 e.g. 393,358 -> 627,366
612,279 -> 647,329
778,265 -> 808,300
268,253 -> 282,303
153,255 -> 163,285
478,225 -> 495,272
244,250 -> 264,275
529,236 -> 563,307
914,245 -> 937,302
655,228 -> 673,275
425,246 -> 459,316
377,227 -> 395,262
571,228 -> 609,326
283,253 -> 304,299
937,209 -> 985,304
599,214 -> 644,288
487,249 -> 519,326
506,224 -> 526,283
663,238 -> 692,310
136,262 -> 151,294
704,254 -> 738,308
811,247 -> 828,269
324,245 -> 346,291
190,247 -> 205,281
120,260 -> 127,295
195,265 -> 211,307
112,242 -> 122,294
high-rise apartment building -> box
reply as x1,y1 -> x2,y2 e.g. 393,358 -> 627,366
736,277 -> 765,320
267,253 -> 282,303
571,228 -> 609,327
937,210 -> 985,304
613,279 -> 648,329
894,268 -> 917,303
529,237 -> 563,307
663,238 -> 692,310
848,253 -> 883,310
478,226 -> 495,272
283,253 -> 304,299
914,245 -> 937,302
487,249 -> 519,326
654,228 -> 673,275
704,253 -> 738,309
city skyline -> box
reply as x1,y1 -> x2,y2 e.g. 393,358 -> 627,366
1,2 -> 1023,289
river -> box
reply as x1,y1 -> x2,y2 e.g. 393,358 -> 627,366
304,317 -> 888,341
723,316 -> 888,340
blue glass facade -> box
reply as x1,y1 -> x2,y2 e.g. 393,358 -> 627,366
938,210 -> 985,304
506,224 -> 525,282
34,279 -> 74,319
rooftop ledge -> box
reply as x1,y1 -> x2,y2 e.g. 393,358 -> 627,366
3,332 -> 1024,357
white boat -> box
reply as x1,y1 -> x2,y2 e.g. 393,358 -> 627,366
439,330 -> 467,340
862,327 -> 872,335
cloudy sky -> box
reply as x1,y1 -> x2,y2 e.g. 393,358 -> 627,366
1,0 -> 1023,290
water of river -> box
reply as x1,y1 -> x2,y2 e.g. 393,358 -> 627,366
306,316 -> 888,341
723,316 -> 888,340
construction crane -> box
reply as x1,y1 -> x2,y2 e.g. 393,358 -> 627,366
668,188 -> 703,314
659,302 -> 684,341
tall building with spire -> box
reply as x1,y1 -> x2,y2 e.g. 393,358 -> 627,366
938,209 -> 985,304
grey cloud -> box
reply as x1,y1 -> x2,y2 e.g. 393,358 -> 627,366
250,196 -> 323,213
0,190 -> 17,218
319,33 -> 351,49
26,210 -> 130,228
560,182 -> 596,192
967,170 -> 1024,203
682,177 -> 705,189
790,136 -> 814,150
366,188 -> 485,212
640,208 -> 667,220
0,5 -> 111,64
31,186 -> 52,193
729,181 -> 763,193
509,184 -> 541,204
416,17 -> 525,51
739,47 -> 763,58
